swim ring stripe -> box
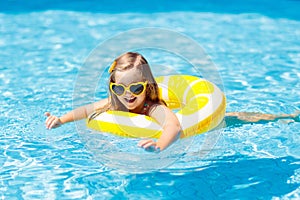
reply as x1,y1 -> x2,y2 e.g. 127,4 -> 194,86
88,111 -> 162,138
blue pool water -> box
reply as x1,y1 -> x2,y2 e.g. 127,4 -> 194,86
1,0 -> 300,199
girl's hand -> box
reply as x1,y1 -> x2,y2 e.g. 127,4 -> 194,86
44,112 -> 62,129
138,139 -> 160,152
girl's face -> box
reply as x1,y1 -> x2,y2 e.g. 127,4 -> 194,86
113,67 -> 146,112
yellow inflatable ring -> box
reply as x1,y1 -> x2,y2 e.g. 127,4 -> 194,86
87,75 -> 226,138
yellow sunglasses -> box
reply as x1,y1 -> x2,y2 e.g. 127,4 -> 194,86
110,81 -> 148,96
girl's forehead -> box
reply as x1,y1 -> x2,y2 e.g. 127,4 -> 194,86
114,68 -> 143,85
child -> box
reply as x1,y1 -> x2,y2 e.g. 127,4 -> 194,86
45,52 -> 299,150
45,52 -> 181,151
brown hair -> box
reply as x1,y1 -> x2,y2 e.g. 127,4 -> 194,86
88,52 -> 164,120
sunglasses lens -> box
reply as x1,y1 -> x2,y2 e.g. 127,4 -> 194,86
130,84 -> 145,95
112,85 -> 125,96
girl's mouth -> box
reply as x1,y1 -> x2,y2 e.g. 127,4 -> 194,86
124,97 -> 137,103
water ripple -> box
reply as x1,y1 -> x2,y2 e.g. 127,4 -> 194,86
0,8 -> 300,199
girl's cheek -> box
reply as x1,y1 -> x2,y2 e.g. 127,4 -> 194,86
116,96 -> 125,105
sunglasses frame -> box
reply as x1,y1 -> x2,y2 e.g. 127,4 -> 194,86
110,81 -> 148,97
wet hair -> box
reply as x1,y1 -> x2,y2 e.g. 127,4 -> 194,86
88,52 -> 164,121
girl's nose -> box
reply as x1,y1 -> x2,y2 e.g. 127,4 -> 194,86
124,90 -> 133,96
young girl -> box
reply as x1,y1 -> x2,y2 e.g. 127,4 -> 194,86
45,52 -> 181,151
45,52 -> 299,150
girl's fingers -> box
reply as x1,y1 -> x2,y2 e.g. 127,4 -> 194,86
45,115 -> 53,125
45,113 -> 53,126
45,114 -> 60,129
46,115 -> 55,128
138,139 -> 151,147
48,120 -> 56,129
143,142 -> 155,149
49,118 -> 60,129
138,139 -> 156,149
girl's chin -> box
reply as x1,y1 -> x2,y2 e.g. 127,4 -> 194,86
122,100 -> 137,110
124,103 -> 138,110
123,101 -> 143,111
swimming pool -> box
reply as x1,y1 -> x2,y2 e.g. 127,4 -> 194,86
1,0 -> 300,199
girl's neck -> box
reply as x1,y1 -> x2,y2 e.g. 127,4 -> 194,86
130,100 -> 148,115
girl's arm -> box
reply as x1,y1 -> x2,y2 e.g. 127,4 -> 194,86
45,98 -> 108,129
138,104 -> 181,151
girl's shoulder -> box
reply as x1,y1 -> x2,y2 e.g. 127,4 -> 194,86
145,101 -> 166,116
